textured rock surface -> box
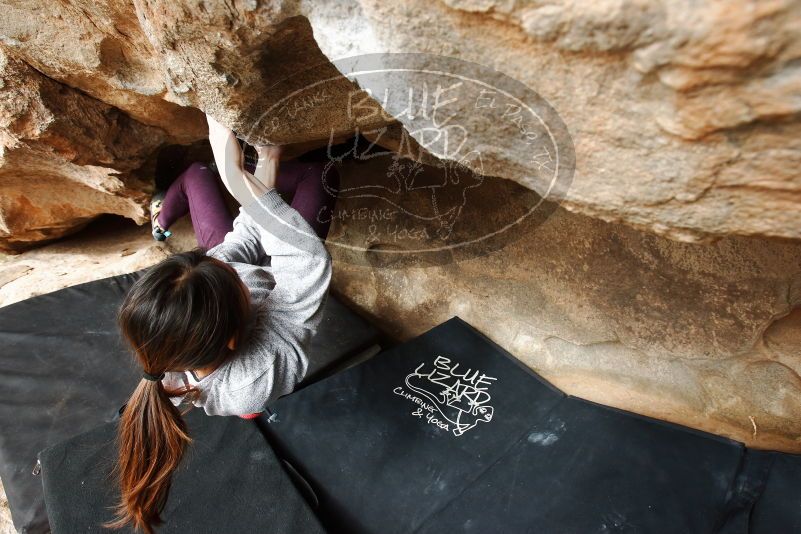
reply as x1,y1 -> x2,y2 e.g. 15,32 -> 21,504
130,1 -> 392,145
1,167 -> 800,529
2,0 -> 799,242
0,0 -> 396,251
0,0 -> 392,144
0,483 -> 11,534
0,50 -> 167,251
0,0 -> 206,142
2,169 -> 801,455
0,216 -> 196,307
307,0 -> 801,242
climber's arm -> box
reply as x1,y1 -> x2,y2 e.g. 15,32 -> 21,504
205,116 -> 330,330
206,113 -> 270,204
252,145 -> 282,190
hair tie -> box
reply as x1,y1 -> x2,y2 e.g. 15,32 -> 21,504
142,371 -> 165,382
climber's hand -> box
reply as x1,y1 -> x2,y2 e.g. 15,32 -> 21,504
254,144 -> 283,161
206,113 -> 269,203
252,144 -> 282,191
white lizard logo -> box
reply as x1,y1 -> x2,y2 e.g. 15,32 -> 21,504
400,356 -> 496,437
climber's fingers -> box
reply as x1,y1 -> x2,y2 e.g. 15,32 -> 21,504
255,144 -> 282,160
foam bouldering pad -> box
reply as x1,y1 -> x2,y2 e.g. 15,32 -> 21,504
262,317 -> 801,534
304,294 -> 383,385
724,450 -> 801,534
0,269 -> 380,533
262,316 -> 566,532
38,409 -> 323,534
414,397 -> 742,533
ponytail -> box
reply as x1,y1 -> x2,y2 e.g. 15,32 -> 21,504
111,250 -> 251,532
107,377 -> 191,534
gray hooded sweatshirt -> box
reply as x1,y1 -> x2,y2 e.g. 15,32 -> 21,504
163,188 -> 332,416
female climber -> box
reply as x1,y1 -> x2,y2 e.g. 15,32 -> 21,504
109,113 -> 339,534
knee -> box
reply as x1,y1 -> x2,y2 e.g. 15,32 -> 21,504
183,162 -> 215,183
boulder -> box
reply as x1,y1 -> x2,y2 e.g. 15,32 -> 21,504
306,0 -> 801,242
0,0 -> 206,142
3,163 -> 800,452
2,0 -> 799,242
131,1 -> 393,145
0,0 -> 799,465
0,50 -> 164,251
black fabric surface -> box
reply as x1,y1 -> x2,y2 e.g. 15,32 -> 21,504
304,293 -> 382,384
416,397 -> 742,534
748,450 -> 801,533
263,316 -> 566,533
0,273 -> 140,533
39,409 -> 324,534
263,316 -> 801,534
0,270 -> 380,533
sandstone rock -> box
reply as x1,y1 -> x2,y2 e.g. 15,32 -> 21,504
130,0 -> 394,145
3,160 -> 800,454
3,0 -> 799,242
0,0 -> 206,142
0,215 -> 196,307
0,0 -> 799,477
0,1 -> 397,166
1,157 -> 801,534
0,481 -> 13,534
0,0 -> 398,251
307,0 -> 801,242
0,50 -> 165,251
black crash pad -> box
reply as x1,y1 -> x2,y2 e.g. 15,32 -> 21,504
263,316 -> 565,533
39,409 -> 323,534
0,270 -> 380,533
721,449 -> 801,533
415,397 -> 741,534
262,316 -> 801,534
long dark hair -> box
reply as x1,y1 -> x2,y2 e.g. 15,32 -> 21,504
109,249 -> 251,533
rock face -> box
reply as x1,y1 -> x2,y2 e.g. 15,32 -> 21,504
2,0 -> 799,243
0,50 -> 167,251
0,215 -> 198,307
0,0 -> 206,142
0,0 -> 397,249
131,1 -> 392,145
306,0 -> 801,242
2,165 -> 801,456
0,0 -> 800,456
